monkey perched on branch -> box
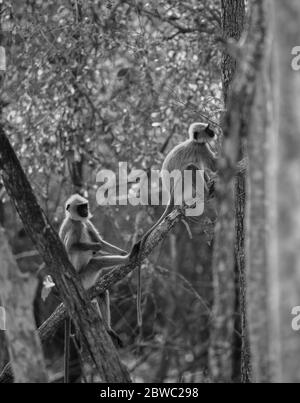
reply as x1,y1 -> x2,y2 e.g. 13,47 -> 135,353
59,194 -> 134,288
59,192 -> 137,321
47,194 -> 137,382
134,122 -> 219,328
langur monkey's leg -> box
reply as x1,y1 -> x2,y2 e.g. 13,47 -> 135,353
63,254 -> 133,379
92,293 -> 110,332
79,253 -> 138,346
92,294 -> 123,347
79,254 -> 134,289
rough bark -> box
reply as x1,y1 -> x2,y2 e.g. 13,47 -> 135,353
67,0 -> 85,194
274,0 -> 300,383
0,228 -> 48,382
235,171 -> 251,382
209,0 -> 267,381
221,0 -> 251,383
0,126 -> 131,383
221,0 -> 246,102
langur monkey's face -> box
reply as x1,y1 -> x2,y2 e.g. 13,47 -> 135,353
189,122 -> 218,157
76,203 -> 89,218
66,194 -> 91,221
189,122 -> 217,144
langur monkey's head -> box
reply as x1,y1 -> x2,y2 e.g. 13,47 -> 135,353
189,122 -> 218,158
65,194 -> 92,221
188,122 -> 217,143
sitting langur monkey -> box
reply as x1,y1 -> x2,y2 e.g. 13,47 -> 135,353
135,122 -> 218,327
59,194 -> 136,381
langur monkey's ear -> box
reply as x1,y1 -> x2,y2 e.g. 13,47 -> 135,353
66,204 -> 70,211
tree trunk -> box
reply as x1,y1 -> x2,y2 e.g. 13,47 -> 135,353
221,0 -> 250,383
221,0 -> 246,102
209,0 -> 246,381
235,171 -> 251,382
209,0 -> 267,382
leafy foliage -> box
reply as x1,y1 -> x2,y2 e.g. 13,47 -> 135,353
2,0 -> 223,382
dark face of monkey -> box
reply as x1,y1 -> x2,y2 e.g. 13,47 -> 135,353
192,125 -> 215,143
77,203 -> 89,218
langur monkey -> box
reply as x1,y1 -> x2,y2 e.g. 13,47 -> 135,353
135,122 -> 218,328
59,194 -> 136,382
59,194 -> 133,289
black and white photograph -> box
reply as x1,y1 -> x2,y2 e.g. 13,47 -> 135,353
0,0 -> 300,385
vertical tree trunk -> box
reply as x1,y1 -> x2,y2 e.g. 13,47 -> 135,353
273,0 -> 300,383
209,0 -> 246,381
235,169 -> 251,382
221,0 -> 250,383
67,0 -> 85,194
221,0 -> 246,101
209,0 -> 267,382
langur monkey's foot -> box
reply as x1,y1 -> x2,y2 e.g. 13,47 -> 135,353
129,240 -> 142,260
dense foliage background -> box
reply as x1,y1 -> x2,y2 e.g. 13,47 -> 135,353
1,0 -> 223,382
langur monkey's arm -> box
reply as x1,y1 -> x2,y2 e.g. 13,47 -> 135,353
86,220 -> 127,255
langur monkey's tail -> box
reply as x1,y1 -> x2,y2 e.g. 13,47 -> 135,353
136,197 -> 175,329
64,317 -> 71,383
94,295 -> 123,347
